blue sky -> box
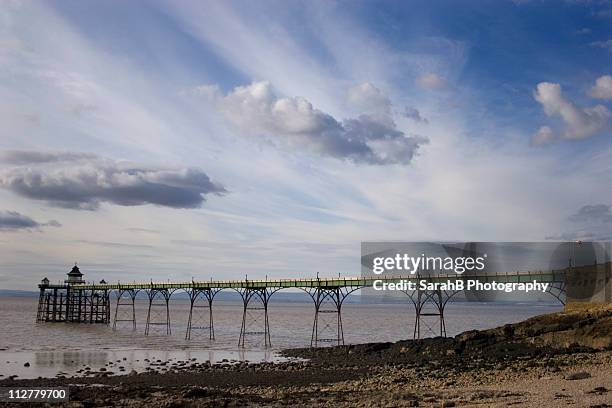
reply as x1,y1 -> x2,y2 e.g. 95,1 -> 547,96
0,0 -> 611,289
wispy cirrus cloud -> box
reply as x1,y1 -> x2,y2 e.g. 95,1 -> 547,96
0,150 -> 97,165
0,151 -> 226,210
590,39 -> 612,52
416,73 -> 448,91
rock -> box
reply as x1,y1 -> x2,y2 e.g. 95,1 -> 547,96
183,387 -> 209,398
564,371 -> 590,380
23,362 -> 30,367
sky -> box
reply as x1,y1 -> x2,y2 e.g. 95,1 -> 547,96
0,0 -> 611,290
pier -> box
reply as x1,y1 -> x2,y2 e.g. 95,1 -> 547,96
34,264 -> 589,347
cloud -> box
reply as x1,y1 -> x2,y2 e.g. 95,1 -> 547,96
0,151 -> 226,210
206,81 -> 427,165
594,9 -> 612,18
403,106 -> 428,124
568,204 -> 612,224
533,82 -> 610,141
346,82 -> 391,114
0,150 -> 97,165
0,210 -> 61,231
590,39 -> 612,52
73,239 -> 154,249
531,126 -> 556,146
547,204 -> 612,241
416,73 -> 448,91
589,75 -> 612,100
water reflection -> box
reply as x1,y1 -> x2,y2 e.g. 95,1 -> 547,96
35,350 -> 109,368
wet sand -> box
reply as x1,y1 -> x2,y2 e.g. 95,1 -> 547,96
1,304 -> 610,407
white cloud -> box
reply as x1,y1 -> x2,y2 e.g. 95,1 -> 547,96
590,39 -> 612,52
206,81 -> 427,165
531,126 -> 556,146
533,82 -> 610,140
346,82 -> 391,114
589,75 -> 612,100
416,73 -> 448,90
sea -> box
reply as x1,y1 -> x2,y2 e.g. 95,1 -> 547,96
0,296 -> 562,379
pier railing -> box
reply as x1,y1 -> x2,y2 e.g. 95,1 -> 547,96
65,269 -> 565,291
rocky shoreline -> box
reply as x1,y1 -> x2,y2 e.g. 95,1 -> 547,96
1,305 -> 611,407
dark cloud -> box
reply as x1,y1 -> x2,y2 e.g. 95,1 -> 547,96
0,210 -> 61,231
73,239 -> 154,249
546,204 -> 612,241
568,204 -> 612,224
208,81 -> 428,165
403,106 -> 428,124
0,150 -> 97,164
340,114 -> 428,165
0,151 -> 226,210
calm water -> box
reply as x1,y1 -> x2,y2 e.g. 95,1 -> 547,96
0,296 -> 562,379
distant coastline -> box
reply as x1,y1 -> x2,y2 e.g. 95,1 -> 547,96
0,290 -> 38,298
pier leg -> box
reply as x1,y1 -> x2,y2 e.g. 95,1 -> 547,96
43,293 -> 51,322
36,289 -> 46,322
113,289 -> 138,331
52,289 -> 58,322
144,289 -> 172,336
104,290 -> 111,324
307,286 -> 353,347
405,280 -> 458,339
545,282 -> 566,305
89,290 -> 109,324
185,289 -> 218,340
237,288 -> 277,348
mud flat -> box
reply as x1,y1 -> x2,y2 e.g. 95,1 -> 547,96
1,304 -> 611,407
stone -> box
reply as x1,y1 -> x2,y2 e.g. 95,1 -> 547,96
183,387 -> 209,398
564,371 -> 591,380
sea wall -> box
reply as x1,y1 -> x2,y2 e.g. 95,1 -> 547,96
565,262 -> 612,310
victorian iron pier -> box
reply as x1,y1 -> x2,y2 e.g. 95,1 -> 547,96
36,265 -> 570,347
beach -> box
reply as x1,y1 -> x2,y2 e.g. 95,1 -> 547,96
2,304 -> 610,407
